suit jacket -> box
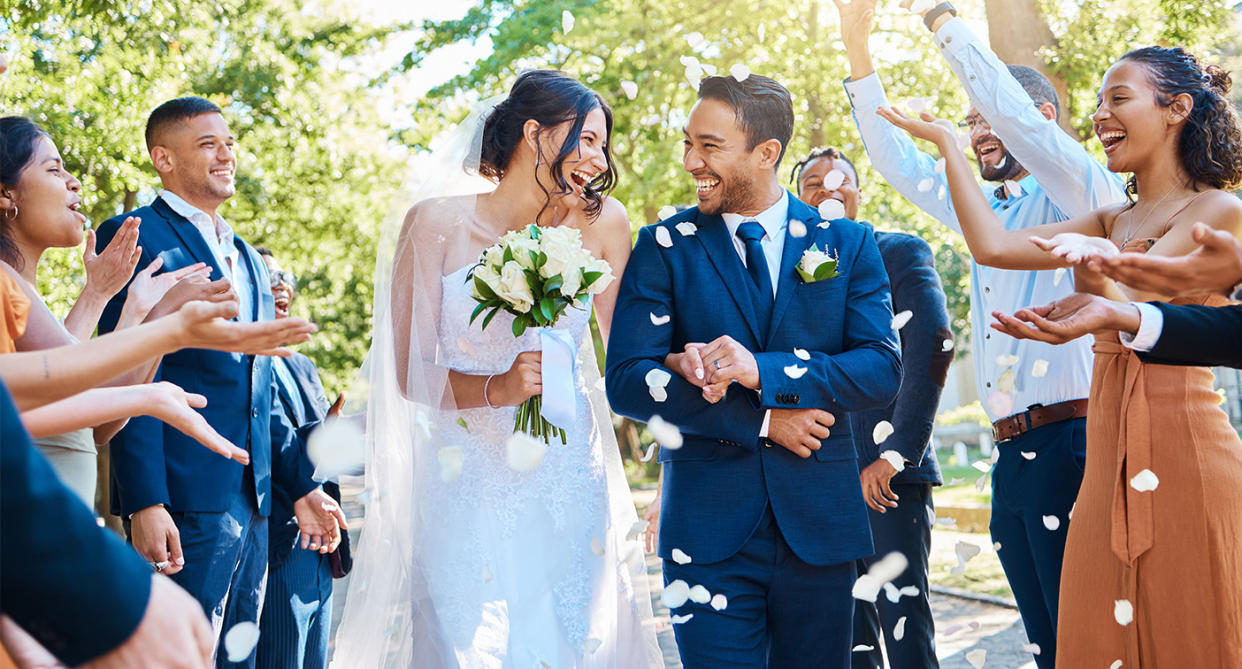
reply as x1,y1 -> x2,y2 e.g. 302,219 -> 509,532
606,192 -> 902,566
1139,302 -> 1242,369
848,231 -> 950,486
96,197 -> 317,518
270,352 -> 351,572
0,381 -> 153,666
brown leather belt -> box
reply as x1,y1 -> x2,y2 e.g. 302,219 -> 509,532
991,398 -> 1089,443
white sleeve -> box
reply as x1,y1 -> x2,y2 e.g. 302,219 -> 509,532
1119,302 -> 1164,352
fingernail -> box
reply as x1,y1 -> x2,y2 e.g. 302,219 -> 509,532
695,368 -> 704,380
176,557 -> 185,565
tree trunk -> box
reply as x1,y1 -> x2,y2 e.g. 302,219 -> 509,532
982,0 -> 1080,139
123,189 -> 137,213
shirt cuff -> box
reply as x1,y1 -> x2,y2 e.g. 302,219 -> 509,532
843,72 -> 889,112
1119,302 -> 1163,352
932,15 -> 974,54
759,409 -> 772,439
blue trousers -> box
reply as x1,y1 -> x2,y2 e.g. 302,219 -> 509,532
256,541 -> 333,669
990,417 -> 1086,669
851,482 -> 938,669
663,507 -> 856,669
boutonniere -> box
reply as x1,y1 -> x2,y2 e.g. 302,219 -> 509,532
796,244 -> 840,283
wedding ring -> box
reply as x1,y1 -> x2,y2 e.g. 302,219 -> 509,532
152,560 -> 170,572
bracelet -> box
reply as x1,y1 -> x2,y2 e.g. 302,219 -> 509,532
483,374 -> 498,409
922,2 -> 957,32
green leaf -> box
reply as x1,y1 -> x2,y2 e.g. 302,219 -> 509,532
528,249 -> 541,269
543,275 -> 563,295
524,268 -> 542,295
456,417 -> 469,430
536,251 -> 547,268
582,270 -> 603,289
813,260 -> 840,281
481,305 -> 502,331
539,296 -> 556,323
469,301 -> 489,324
473,275 -> 499,300
796,266 -> 817,283
512,314 -> 529,337
503,246 -> 514,264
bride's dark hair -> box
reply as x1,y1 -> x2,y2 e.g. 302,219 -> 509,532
476,70 -> 616,220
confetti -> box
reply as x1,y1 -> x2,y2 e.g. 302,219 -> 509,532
505,432 -> 546,472
883,582 -> 901,603
817,219 -> 832,229
482,563 -> 493,582
456,336 -> 477,356
688,584 -> 711,604
1031,359 -> 1049,378
822,169 -> 846,190
1022,643 -> 1042,655
711,594 -> 728,610
997,369 -> 1016,394
934,157 -> 946,174
789,219 -> 807,238
621,80 -> 638,100
648,415 -> 684,449
892,310 -> 914,330
625,520 -> 649,542
670,613 -> 694,624
966,648 -> 987,669
650,312 -> 671,326
437,446 -> 464,483
975,473 -> 988,492
1042,514 -> 1061,531
590,537 -> 604,556
640,442 -> 657,462
879,449 -> 905,472
873,421 -> 895,445
1053,267 -> 1067,286
942,338 -> 955,352
679,55 -> 700,68
1114,599 -> 1133,625
676,221 -> 697,236
1129,469 -> 1159,492
730,63 -> 751,82
784,364 -> 808,379
1110,661 -> 1123,669
671,548 -> 692,565
971,461 -> 992,474
224,622 -> 261,663
917,178 -> 935,193
456,417 -> 469,430
900,585 -> 920,597
1004,179 -> 1023,198
793,348 -> 811,361
937,185 -> 947,201
662,580 -> 691,608
307,418 -> 366,480
893,616 -> 907,641
685,32 -> 705,48
655,227 -> 673,248
1020,451 -> 1036,460
853,644 -> 875,652
996,354 -> 1020,367
658,205 -> 677,220
817,199 -> 846,220
852,551 -> 909,602
987,391 -> 1013,417
561,10 -> 574,34
582,638 -> 602,653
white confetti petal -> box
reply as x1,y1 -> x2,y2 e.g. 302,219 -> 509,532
1114,599 -> 1134,625
934,157 -> 946,174
955,540 -> 982,565
997,369 -> 1016,394
893,616 -> 907,641
645,368 -> 672,388
482,563 -> 493,582
670,613 -> 694,624
590,536 -> 605,556
1042,514 -> 1061,531
942,338 -> 955,352
662,580 -> 691,608
658,205 -> 678,220
873,421 -> 896,446
650,312 -> 671,325
1069,502 -> 1076,519
789,219 -> 807,238
679,55 -> 700,68
1004,179 -> 1023,198
987,391 -> 1013,418
783,364 -> 808,379
793,347 -> 811,361
817,199 -> 846,220
655,226 -> 673,248
937,185 -> 947,201
1053,266 -> 1067,286
675,221 -> 697,236
891,310 -> 914,330
971,460 -> 992,473
822,169 -> 846,190
1020,451 -> 1036,460
561,9 -> 574,34
883,582 -> 901,603
456,336 -> 477,356
582,637 -> 602,653
926,505 -> 936,525
993,541 -> 1002,551
1022,643 -> 1041,655
625,520 -> 649,542
1031,359 -> 1049,378
687,584 -> 711,604
620,80 -> 638,100
505,432 -> 547,472
710,593 -> 728,610
917,177 -> 935,193
995,354 -> 1020,367
906,97 -> 929,114
640,442 -> 657,462
966,648 -> 987,669
1110,661 -> 1123,669
852,551 -> 908,602
701,64 -> 718,76
729,63 -> 751,82
437,446 -> 464,483
649,385 -> 668,402
852,644 -> 875,652
671,548 -> 693,565
1129,469 -> 1159,492
648,414 -> 684,449
307,418 -> 366,480
224,622 -> 261,663
685,32 -> 705,48
900,585 -> 920,597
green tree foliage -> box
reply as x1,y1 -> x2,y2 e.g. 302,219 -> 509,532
1,0 -> 402,390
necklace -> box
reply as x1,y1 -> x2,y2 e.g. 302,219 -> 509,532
1120,184 -> 1180,249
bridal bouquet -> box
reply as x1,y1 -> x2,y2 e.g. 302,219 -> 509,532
469,224 -> 614,443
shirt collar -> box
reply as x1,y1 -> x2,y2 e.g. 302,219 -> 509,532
159,189 -> 233,240
722,190 -> 789,240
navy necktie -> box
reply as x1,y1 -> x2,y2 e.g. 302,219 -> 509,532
736,220 -> 774,323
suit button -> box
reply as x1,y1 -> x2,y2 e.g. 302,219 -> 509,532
252,408 -> 259,418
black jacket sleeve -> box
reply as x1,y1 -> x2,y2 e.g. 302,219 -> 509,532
1138,302 -> 1242,370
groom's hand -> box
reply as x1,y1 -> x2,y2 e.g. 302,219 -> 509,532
767,409 -> 835,459
700,336 -> 760,390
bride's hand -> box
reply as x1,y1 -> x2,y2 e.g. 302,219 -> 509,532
643,494 -> 660,554
492,351 -> 542,406
664,344 -> 708,387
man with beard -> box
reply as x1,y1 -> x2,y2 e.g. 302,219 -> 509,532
608,74 -> 901,668
834,1 -> 1125,666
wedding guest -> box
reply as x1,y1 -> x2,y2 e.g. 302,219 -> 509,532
95,97 -> 344,668
882,44 -> 1242,667
793,146 -> 952,669
835,1 -> 1127,662
254,248 -> 349,669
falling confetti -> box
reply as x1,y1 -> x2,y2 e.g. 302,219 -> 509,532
900,585 -> 919,597
997,369 -> 1016,394
655,227 -> 673,248
675,221 -> 697,236
224,622 -> 261,663
1020,451 -> 1036,460
711,593 -> 728,610
1053,267 -> 1067,286
996,354 -> 1020,367
648,415 -> 684,449
1022,643 -> 1042,655
1042,514 -> 1061,531
873,421 -> 895,445
1129,469 -> 1159,492
650,312 -> 671,326
671,548 -> 693,565
1110,661 -> 1123,669
934,157 -> 946,174
937,185 -> 947,201
590,537 -> 604,556
620,80 -> 638,100
884,582 -> 901,603
1004,179 -> 1023,198
582,638 -> 602,654
561,10 -> 574,34
817,219 -> 833,229
971,461 -> 992,474
506,432 -> 547,472
662,580 -> 691,608
685,31 -> 705,48
987,391 -> 1013,417
818,199 -> 846,220
793,348 -> 811,361
646,368 -> 672,403
966,648 -> 987,669
1031,359 -> 1049,378
307,418 -> 366,481
1114,599 -> 1134,625
670,614 -> 694,624
852,551 -> 909,602
853,644 -> 875,652
917,177 -> 935,193
892,310 -> 914,330
625,520 -> 649,542
942,338 -> 955,352
482,563 -> 493,583
789,219 -> 807,238
784,364 -> 808,379
822,169 -> 846,190
640,442 -> 657,462
658,205 -> 677,220
456,417 -> 469,430
437,446 -> 464,483
879,450 -> 905,472
688,585 -> 711,604
893,616 -> 908,641
730,63 -> 751,82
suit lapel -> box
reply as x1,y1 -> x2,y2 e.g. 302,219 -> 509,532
693,213 -> 763,344
766,195 -> 822,345
235,240 -> 265,322
151,198 -> 226,280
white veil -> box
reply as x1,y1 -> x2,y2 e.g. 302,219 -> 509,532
330,92 -> 661,667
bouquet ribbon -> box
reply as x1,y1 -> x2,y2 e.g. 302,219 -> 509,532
538,328 -> 578,430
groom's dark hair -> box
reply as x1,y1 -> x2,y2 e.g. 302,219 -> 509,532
145,96 -> 223,152
697,74 -> 794,167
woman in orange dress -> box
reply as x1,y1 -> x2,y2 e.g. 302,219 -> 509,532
879,46 -> 1242,667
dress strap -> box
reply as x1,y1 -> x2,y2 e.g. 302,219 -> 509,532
1157,190 -> 1213,236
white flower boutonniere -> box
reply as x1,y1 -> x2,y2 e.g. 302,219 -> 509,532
796,244 -> 840,283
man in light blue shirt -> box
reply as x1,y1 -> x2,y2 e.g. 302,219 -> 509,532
835,1 -> 1126,665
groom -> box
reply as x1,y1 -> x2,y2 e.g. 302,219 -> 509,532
606,74 -> 901,668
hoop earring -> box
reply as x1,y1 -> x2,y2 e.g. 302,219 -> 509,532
2,204 -> 16,221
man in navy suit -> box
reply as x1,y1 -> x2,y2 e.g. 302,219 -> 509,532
606,75 -> 901,668
254,248 -> 350,669
793,146 -> 953,668
96,97 -> 345,668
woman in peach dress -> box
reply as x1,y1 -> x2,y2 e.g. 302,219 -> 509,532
880,46 -> 1242,667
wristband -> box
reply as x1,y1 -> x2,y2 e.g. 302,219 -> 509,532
923,2 -> 957,32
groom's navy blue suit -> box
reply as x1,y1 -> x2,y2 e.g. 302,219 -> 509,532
97,196 -> 317,668
607,192 -> 901,668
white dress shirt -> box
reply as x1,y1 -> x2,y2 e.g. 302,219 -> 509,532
159,190 -> 253,322
1120,302 -> 1164,352
721,190 -> 789,438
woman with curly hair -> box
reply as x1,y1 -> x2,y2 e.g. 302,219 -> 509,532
880,46 -> 1242,667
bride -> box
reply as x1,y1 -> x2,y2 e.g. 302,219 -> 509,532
330,70 -> 662,668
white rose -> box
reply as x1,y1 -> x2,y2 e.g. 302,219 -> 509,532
505,235 -> 540,270
495,260 -> 534,313
541,233 -> 583,280
480,245 -> 505,269
470,263 -> 502,301
582,256 -> 615,294
798,246 -> 836,274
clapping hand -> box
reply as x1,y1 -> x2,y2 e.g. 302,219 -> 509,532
83,217 -> 142,300
990,292 -> 1141,344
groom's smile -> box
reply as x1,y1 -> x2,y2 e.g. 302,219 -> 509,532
683,97 -> 777,217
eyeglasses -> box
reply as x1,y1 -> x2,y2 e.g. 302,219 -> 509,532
269,270 -> 297,289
